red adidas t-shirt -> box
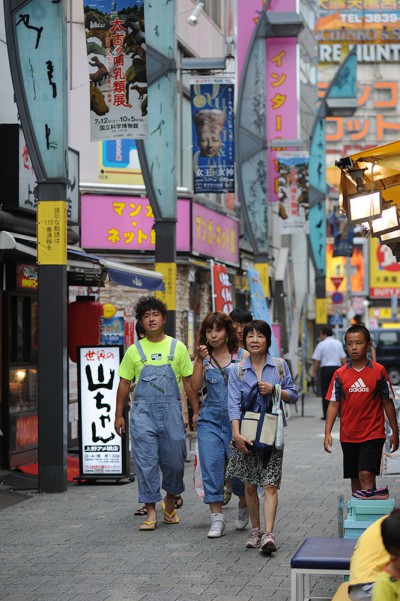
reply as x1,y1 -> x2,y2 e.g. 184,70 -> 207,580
325,361 -> 395,443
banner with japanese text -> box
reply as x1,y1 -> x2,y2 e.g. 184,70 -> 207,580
78,345 -> 129,477
276,152 -> 309,234
370,237 -> 400,298
266,37 -> 299,203
212,263 -> 233,314
191,78 -> 234,194
85,0 -> 147,141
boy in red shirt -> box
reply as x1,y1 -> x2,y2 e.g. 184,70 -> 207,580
324,324 -> 399,498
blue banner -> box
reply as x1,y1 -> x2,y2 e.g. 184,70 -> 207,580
191,78 -> 234,194
247,268 -> 279,357
328,212 -> 354,258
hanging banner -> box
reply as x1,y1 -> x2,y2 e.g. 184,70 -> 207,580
327,212 -> 354,258
85,0 -> 147,141
77,345 -> 129,479
191,78 -> 235,194
276,152 -> 309,234
212,263 -> 233,314
247,268 -> 279,357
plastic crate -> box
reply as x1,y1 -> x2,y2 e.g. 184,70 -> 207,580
344,518 -> 374,539
346,497 -> 395,521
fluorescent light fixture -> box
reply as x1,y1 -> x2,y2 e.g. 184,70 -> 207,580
370,204 -> 399,238
347,190 -> 382,225
380,228 -> 400,243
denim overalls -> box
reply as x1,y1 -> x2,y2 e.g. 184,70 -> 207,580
130,338 -> 186,504
197,349 -> 245,504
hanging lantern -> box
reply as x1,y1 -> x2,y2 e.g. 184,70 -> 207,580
67,296 -> 103,362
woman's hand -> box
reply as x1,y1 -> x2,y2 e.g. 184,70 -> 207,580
233,432 -> 252,454
196,344 -> 209,361
258,381 -> 275,396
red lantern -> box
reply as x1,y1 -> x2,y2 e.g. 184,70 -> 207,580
67,296 -> 104,362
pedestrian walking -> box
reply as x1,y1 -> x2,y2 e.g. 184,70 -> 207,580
226,319 -> 298,554
324,324 -> 399,498
190,311 -> 249,538
312,326 -> 347,419
114,296 -> 199,531
229,308 -> 253,349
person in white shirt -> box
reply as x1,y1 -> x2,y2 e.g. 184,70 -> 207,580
312,326 -> 347,420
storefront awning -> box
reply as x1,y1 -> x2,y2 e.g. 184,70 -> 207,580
0,231 -> 165,291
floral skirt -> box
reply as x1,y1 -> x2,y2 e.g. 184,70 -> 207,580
226,446 -> 284,489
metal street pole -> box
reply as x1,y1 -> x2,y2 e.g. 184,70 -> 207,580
5,0 -> 69,492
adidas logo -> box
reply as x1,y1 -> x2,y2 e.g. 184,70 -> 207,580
349,378 -> 369,392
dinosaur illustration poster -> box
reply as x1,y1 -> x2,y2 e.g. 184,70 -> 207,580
84,0 -> 147,141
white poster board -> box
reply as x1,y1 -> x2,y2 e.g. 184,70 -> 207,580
78,345 -> 127,477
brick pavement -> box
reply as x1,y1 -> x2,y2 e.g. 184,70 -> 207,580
1,393 -> 399,601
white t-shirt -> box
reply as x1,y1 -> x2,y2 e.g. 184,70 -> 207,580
312,336 -> 346,367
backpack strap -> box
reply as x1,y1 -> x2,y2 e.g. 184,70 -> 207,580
273,357 -> 284,381
135,340 -> 147,363
237,360 -> 245,380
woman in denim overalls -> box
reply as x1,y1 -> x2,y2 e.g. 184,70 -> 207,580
191,312 -> 249,538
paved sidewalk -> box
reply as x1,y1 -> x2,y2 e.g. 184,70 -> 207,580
1,394 -> 399,601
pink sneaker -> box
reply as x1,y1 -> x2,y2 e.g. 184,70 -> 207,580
245,528 -> 263,548
352,486 -> 389,500
260,532 -> 277,554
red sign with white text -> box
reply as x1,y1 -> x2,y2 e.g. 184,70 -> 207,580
213,264 -> 233,314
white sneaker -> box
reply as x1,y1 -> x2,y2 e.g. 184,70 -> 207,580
207,513 -> 226,538
235,506 -> 249,530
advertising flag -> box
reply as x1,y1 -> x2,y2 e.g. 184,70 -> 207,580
247,268 -> 279,357
191,78 -> 234,194
84,0 -> 147,141
212,263 -> 233,314
276,152 -> 309,234
328,212 -> 354,258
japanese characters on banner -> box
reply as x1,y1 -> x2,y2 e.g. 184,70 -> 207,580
191,78 -> 235,194
276,152 -> 309,234
85,0 -> 147,142
266,37 -> 299,203
370,238 -> 400,299
78,346 -> 127,476
212,262 -> 233,314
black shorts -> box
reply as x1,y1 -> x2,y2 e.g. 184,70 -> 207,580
341,439 -> 385,479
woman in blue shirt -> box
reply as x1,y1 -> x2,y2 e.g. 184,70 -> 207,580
226,320 -> 298,554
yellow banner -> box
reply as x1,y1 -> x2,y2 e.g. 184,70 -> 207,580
255,263 -> 270,298
316,298 -> 327,324
37,201 -> 67,265
155,263 -> 176,310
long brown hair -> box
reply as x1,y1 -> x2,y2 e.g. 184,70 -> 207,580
198,311 -> 239,354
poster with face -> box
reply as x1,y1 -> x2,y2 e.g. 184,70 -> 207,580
191,78 -> 235,194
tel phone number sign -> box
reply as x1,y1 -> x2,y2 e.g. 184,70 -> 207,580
78,346 -> 123,475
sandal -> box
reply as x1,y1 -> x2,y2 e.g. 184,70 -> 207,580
174,495 -> 183,509
134,505 -> 148,516
161,500 -> 180,524
139,519 -> 157,531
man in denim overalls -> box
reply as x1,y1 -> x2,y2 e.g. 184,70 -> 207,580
115,296 -> 199,531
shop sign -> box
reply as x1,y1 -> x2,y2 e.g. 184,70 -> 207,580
370,237 -> 400,298
192,202 -> 239,266
78,345 -> 127,476
212,263 -> 233,314
16,263 -> 38,290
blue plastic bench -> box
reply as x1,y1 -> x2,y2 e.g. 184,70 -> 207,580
290,537 -> 356,601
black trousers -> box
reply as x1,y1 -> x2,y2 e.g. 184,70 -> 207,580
320,365 -> 339,418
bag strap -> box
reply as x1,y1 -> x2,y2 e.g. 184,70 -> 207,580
209,353 -> 228,385
273,357 -> 284,381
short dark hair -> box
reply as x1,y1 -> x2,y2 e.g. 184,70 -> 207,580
229,308 -> 253,324
135,296 -> 167,321
381,509 -> 400,556
321,326 -> 333,336
242,320 -> 272,353
135,321 -> 146,339
198,311 -> 239,354
345,324 -> 371,343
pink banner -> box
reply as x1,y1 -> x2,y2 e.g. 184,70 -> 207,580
266,37 -> 298,202
81,195 -> 190,251
192,202 -> 239,265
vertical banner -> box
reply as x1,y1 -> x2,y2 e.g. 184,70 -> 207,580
84,0 -> 147,141
155,263 -> 176,310
327,212 -> 354,258
212,263 -> 233,314
266,37 -> 299,203
191,78 -> 235,194
78,345 -> 129,478
276,151 -> 309,234
247,268 -> 279,357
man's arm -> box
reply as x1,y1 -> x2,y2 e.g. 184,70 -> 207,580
382,396 -> 400,452
313,359 -> 320,382
182,376 -> 199,430
114,377 -> 131,436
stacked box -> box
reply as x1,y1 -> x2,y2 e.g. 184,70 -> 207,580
344,498 -> 396,539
